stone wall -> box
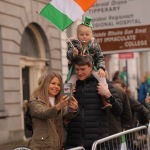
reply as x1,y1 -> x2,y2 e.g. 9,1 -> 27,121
0,0 -> 66,144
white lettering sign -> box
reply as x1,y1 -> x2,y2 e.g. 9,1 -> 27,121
85,0 -> 150,30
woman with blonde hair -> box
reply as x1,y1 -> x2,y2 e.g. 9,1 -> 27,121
28,72 -> 78,150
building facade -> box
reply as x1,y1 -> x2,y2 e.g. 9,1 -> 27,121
0,0 -> 69,144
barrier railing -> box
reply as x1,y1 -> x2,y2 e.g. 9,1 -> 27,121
92,125 -> 150,150
67,146 -> 85,150
66,124 -> 150,150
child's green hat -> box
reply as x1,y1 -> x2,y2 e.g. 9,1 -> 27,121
82,16 -> 93,27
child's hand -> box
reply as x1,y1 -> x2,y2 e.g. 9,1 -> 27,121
73,48 -> 78,57
98,68 -> 106,77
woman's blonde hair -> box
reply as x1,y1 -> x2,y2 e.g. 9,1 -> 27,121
38,73 -> 48,85
30,72 -> 63,106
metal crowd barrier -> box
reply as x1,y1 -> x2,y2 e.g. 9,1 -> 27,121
92,125 -> 150,150
66,124 -> 150,150
67,146 -> 85,150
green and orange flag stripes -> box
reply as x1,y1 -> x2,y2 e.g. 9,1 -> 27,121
40,0 -> 96,31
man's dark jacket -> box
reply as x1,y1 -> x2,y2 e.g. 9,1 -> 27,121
66,75 -> 123,150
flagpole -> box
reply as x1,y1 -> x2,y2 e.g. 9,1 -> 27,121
66,37 -> 75,49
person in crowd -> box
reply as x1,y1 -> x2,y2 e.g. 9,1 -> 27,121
66,15 -> 111,109
111,80 -> 132,130
113,79 -> 150,129
105,71 -> 131,132
27,72 -> 78,150
114,79 -> 150,150
120,66 -> 127,85
112,70 -> 121,82
145,71 -> 150,95
145,93 -> 150,110
138,75 -> 147,106
65,55 -> 123,150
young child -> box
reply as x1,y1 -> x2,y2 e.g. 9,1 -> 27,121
66,16 -> 112,109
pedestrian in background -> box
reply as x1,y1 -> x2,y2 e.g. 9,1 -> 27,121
112,79 -> 132,130
114,79 -> 150,128
105,72 -> 131,132
138,75 -> 147,106
120,66 -> 127,85
112,70 -> 120,82
145,93 -> 150,111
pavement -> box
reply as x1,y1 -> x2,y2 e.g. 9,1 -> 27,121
0,140 -> 28,150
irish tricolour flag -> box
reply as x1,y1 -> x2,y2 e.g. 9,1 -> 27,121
40,0 -> 96,31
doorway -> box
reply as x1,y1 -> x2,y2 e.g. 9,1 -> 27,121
22,67 -> 32,138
